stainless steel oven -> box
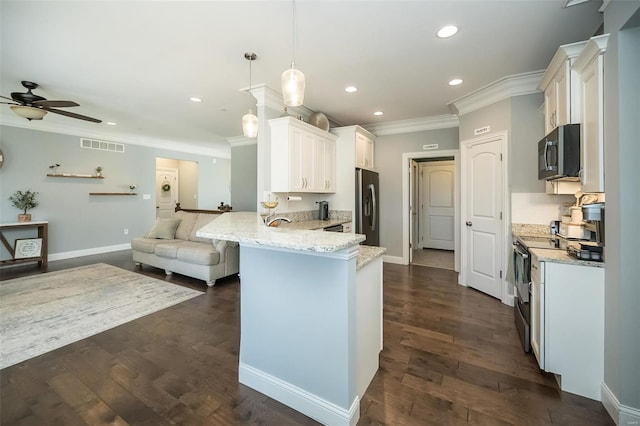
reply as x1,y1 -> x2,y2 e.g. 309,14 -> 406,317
513,240 -> 531,352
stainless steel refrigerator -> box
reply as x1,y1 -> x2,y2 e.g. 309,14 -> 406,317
355,168 -> 379,246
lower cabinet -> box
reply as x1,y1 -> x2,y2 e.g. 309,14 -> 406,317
530,254 -> 604,401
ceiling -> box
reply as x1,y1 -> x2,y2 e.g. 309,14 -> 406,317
0,1 -> 603,157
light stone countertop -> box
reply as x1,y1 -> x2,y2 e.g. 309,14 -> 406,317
357,246 -> 386,270
278,219 -> 350,231
197,212 -> 365,253
530,247 -> 604,268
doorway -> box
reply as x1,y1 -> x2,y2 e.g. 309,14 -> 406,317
156,158 -> 198,217
402,149 -> 460,271
412,158 -> 455,270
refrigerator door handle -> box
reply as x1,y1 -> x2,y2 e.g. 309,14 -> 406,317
369,183 -> 376,231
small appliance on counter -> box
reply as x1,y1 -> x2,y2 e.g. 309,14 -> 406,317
317,201 -> 329,221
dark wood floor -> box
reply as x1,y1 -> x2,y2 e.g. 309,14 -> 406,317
1,251 -> 613,425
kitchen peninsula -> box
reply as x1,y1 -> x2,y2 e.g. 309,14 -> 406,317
197,212 -> 385,426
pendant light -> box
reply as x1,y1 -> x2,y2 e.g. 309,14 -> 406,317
281,0 -> 305,106
242,52 -> 258,138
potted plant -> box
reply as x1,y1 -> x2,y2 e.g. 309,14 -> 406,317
95,166 -> 103,177
9,190 -> 39,222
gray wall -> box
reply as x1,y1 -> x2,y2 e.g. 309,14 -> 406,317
603,2 -> 640,415
375,127 -> 459,257
0,125 -> 230,256
231,143 -> 257,211
510,94 -> 546,193
458,98 -> 511,142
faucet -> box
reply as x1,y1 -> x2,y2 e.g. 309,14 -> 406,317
265,216 -> 292,227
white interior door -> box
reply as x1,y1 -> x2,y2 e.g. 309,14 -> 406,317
409,161 -> 417,263
420,161 -> 455,250
463,138 -> 503,299
156,169 -> 179,218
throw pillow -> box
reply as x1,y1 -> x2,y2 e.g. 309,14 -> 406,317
147,218 -> 181,239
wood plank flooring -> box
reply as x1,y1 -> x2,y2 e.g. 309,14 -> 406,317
0,251 -> 613,425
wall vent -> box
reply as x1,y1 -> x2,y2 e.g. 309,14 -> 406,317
80,138 -> 125,153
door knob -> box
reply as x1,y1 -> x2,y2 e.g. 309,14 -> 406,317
466,221 -> 472,226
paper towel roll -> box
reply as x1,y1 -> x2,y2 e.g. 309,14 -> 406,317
287,196 -> 302,201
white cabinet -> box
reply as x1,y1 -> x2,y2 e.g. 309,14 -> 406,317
530,254 -> 604,401
538,40 -> 587,135
545,180 -> 580,195
270,116 -> 338,193
573,34 -> 609,193
355,132 -> 375,170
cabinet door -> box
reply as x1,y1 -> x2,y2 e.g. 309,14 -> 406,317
323,138 -> 336,192
530,258 -> 545,370
555,66 -> 570,128
544,83 -> 557,134
356,134 -> 367,168
289,128 -> 315,192
580,55 -> 604,192
365,137 -> 374,170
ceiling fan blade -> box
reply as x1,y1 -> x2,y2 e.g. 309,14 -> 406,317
1,101 -> 19,105
1,95 -> 18,102
44,107 -> 102,123
33,100 -> 79,108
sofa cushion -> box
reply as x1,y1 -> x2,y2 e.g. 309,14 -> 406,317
174,211 -> 198,241
189,213 -> 219,243
147,218 -> 182,239
177,244 -> 220,266
154,241 -> 188,259
131,237 -> 178,253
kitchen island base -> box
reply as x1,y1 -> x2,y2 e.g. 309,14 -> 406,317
237,242 -> 380,426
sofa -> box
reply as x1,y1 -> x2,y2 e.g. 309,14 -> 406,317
132,209 -> 239,287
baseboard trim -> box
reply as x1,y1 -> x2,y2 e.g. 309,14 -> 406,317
383,255 -> 404,265
601,382 -> 640,425
48,243 -> 131,262
239,363 -> 359,426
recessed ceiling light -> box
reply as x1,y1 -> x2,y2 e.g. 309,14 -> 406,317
190,97 -> 203,103
373,111 -> 384,116
106,121 -> 117,126
345,86 -> 358,93
449,78 -> 463,86
437,25 -> 458,38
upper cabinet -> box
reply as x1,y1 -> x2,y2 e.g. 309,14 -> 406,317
355,132 -> 375,170
572,34 -> 609,193
538,40 -> 587,135
270,116 -> 338,194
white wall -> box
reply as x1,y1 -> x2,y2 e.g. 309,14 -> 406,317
602,2 -> 640,420
375,128 -> 459,257
0,125 -> 230,256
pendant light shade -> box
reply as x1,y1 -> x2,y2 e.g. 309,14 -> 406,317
242,52 -> 258,138
281,67 -> 305,107
282,0 -> 305,107
242,109 -> 258,138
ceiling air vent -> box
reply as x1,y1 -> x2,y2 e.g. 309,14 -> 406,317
80,138 -> 125,153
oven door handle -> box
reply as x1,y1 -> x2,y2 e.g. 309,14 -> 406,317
513,244 -> 529,258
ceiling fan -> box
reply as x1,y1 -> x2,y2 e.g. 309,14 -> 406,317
1,80 -> 101,123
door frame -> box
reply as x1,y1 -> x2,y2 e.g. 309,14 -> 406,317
459,131 -> 512,306
402,149 -> 460,270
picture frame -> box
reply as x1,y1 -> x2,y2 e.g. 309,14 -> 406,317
14,238 -> 43,259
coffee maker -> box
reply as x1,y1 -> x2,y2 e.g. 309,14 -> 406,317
571,202 -> 605,261
317,201 -> 329,221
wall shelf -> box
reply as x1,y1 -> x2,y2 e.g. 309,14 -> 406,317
47,174 -> 104,179
89,192 -> 137,196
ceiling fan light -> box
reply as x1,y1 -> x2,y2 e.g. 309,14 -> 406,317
10,105 -> 47,120
242,110 -> 259,138
281,67 -> 305,107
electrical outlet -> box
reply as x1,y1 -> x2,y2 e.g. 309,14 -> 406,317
124,229 -> 129,235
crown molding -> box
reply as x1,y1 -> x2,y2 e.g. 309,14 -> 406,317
538,40 -> 588,90
572,34 -> 609,73
227,135 -> 257,147
0,113 -> 231,159
363,114 -> 459,136
448,71 -> 544,116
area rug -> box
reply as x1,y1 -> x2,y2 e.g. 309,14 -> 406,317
0,263 -> 202,369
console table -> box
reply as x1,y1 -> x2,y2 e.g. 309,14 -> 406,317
0,221 -> 48,271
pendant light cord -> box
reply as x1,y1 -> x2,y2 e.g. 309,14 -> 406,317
291,0 -> 297,68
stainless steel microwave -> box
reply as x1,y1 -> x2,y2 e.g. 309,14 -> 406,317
538,124 -> 581,180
